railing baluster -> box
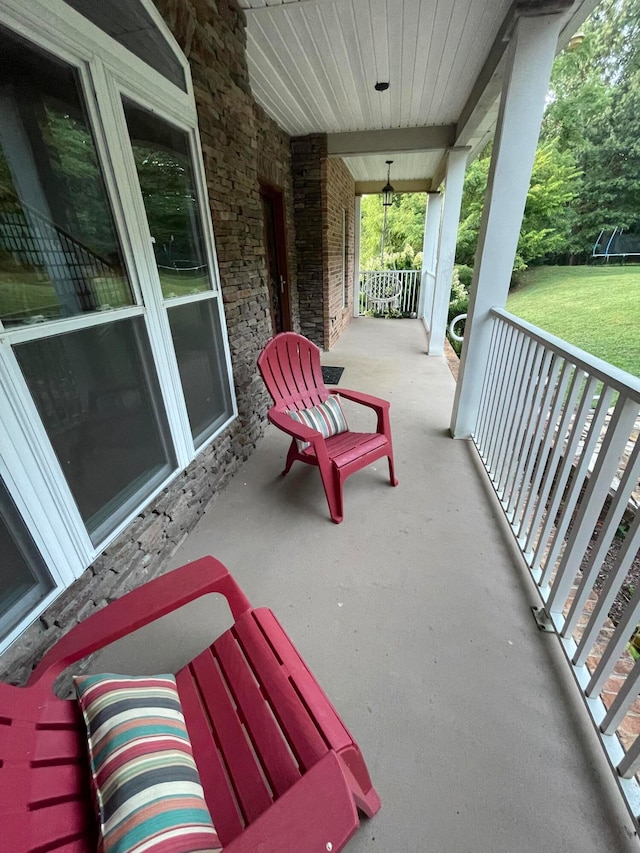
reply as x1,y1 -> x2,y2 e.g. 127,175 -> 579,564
477,319 -> 510,459
500,336 -> 539,509
486,323 -> 518,475
584,532 -> 640,700
572,506 -> 640,669
547,396 -> 639,617
521,358 -> 571,551
618,732 -> 640,780
524,367 -> 584,563
507,345 -> 553,518
474,318 -> 502,451
601,654 -> 640,736
538,388 -> 614,587
531,374 -> 597,572
564,440 -> 640,640
494,330 -> 530,496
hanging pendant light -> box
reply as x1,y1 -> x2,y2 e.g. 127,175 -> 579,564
382,160 -> 394,207
380,160 -> 394,267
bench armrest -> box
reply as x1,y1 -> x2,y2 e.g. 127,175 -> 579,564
28,556 -> 252,687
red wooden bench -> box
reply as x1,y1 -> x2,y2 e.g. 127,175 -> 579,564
0,556 -> 380,851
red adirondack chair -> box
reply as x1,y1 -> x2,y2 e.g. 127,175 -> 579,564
0,556 -> 380,852
257,332 -> 398,523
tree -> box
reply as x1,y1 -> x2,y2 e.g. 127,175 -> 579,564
516,142 -> 580,269
541,0 -> 640,259
455,152 -> 490,268
456,140 -> 580,271
359,192 -> 426,269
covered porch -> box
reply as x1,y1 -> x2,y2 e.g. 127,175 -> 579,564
96,318 -> 639,851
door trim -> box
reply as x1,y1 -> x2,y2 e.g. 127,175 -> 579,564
259,181 -> 291,333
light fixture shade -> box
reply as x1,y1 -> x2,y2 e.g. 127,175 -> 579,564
382,181 -> 394,206
382,159 -> 394,206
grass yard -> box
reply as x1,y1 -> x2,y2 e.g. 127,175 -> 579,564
506,264 -> 640,377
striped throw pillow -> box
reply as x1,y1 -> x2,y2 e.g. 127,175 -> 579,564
288,394 -> 348,451
73,673 -> 221,853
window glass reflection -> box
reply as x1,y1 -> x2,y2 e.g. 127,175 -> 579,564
124,102 -> 212,299
15,318 -> 176,544
168,300 -> 232,445
0,27 -> 132,327
0,476 -> 53,637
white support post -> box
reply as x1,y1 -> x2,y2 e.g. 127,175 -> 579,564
417,191 -> 441,328
428,149 -> 468,355
450,12 -> 565,438
353,195 -> 361,317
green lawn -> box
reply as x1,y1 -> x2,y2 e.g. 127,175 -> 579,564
506,265 -> 640,377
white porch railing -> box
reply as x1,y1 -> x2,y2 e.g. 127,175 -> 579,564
474,306 -> 640,821
359,270 -> 420,315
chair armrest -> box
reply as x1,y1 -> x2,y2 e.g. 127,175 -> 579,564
222,752 -> 358,853
268,408 -> 325,447
28,556 -> 252,687
336,388 -> 390,411
335,389 -> 391,437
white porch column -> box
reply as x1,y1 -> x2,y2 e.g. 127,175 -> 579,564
450,12 -> 565,438
353,195 -> 361,317
428,148 -> 468,355
417,191 -> 442,329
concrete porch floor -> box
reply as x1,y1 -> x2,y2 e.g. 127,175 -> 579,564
95,318 -> 639,852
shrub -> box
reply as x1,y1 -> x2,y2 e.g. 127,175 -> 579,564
455,264 -> 473,291
450,267 -> 466,303
447,283 -> 469,357
448,294 -> 469,325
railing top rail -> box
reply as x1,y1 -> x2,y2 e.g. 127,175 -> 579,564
360,269 -> 417,276
491,307 -> 640,402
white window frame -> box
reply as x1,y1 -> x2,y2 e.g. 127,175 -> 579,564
0,0 -> 237,653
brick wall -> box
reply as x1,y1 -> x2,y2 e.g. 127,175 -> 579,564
0,0 -> 297,684
292,134 -> 327,347
292,139 -> 355,350
323,158 -> 355,349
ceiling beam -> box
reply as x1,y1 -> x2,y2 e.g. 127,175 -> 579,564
355,179 -> 432,196
454,8 -> 512,150
327,126 -> 455,157
455,0 -> 598,151
431,146 -> 472,193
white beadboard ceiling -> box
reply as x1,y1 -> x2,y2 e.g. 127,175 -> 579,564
241,0 -> 511,135
238,0 -> 597,183
342,151 -> 442,182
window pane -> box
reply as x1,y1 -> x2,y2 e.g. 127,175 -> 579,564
0,27 -> 132,327
0,476 -> 54,639
168,300 -> 233,446
15,318 -> 176,544
63,0 -> 187,93
123,102 -> 212,299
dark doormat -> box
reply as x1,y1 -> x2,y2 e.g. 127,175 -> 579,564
322,366 -> 345,385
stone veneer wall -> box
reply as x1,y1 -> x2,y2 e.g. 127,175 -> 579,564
291,134 -> 327,348
0,0 -> 297,684
323,158 -> 355,349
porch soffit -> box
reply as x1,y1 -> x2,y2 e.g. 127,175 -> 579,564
238,0 -> 601,185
